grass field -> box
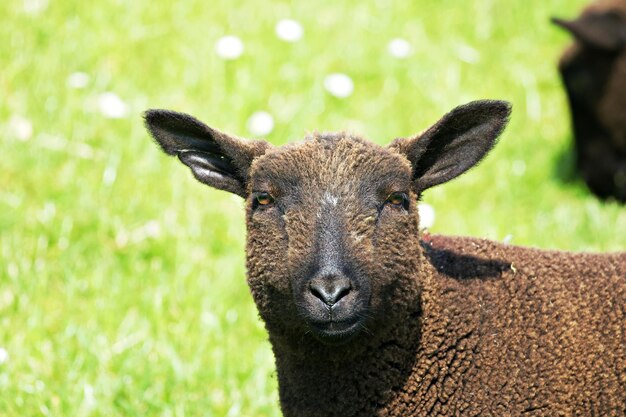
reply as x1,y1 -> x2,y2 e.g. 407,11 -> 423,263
1,0 -> 624,415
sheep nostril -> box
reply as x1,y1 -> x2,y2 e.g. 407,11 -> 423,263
309,277 -> 352,306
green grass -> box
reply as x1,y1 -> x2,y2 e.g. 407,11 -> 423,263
1,0 -> 624,415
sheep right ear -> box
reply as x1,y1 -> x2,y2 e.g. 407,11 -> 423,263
144,109 -> 272,197
552,13 -> 626,51
389,100 -> 511,193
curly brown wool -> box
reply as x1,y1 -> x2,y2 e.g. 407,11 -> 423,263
145,100 -> 626,416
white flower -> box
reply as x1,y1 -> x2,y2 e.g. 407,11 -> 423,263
275,19 -> 304,42
23,0 -> 48,14
98,92 -> 128,119
8,115 -> 33,141
215,36 -> 244,60
324,73 -> 354,98
418,202 -> 436,229
511,159 -> 526,176
201,310 -> 219,329
83,383 -> 96,410
226,309 -> 238,324
67,72 -> 90,89
247,111 -> 274,136
143,220 -> 161,238
0,347 -> 8,365
455,43 -> 480,64
102,165 -> 117,186
387,38 -> 412,59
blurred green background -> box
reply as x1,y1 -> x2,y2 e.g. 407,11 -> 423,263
1,0 -> 624,415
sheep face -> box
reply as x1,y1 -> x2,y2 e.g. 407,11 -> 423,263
245,136 -> 418,345
144,100 -> 511,349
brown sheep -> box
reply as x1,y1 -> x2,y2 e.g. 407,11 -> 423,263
553,0 -> 626,202
144,100 -> 626,416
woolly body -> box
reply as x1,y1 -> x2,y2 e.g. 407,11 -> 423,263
274,235 -> 625,416
554,0 -> 626,201
144,101 -> 626,416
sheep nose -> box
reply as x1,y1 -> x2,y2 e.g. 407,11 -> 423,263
309,275 -> 352,306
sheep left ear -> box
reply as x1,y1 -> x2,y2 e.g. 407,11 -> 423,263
389,100 -> 511,193
552,13 -> 626,51
144,109 -> 272,197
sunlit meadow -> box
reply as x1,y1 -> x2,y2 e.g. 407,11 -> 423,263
1,0 -> 624,415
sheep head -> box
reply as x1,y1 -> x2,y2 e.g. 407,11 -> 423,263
553,1 -> 626,150
144,100 -> 511,352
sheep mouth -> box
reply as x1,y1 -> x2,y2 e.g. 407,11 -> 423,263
307,317 -> 363,344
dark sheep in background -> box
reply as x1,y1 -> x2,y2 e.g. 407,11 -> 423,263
144,101 -> 626,416
553,0 -> 626,202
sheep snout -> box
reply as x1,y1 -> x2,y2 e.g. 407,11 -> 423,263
296,269 -> 369,344
309,275 -> 352,306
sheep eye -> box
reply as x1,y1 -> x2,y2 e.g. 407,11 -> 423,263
256,192 -> 274,206
386,192 -> 408,208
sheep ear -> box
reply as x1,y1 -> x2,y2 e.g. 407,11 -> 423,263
389,100 -> 511,193
552,13 -> 626,51
144,109 -> 271,197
